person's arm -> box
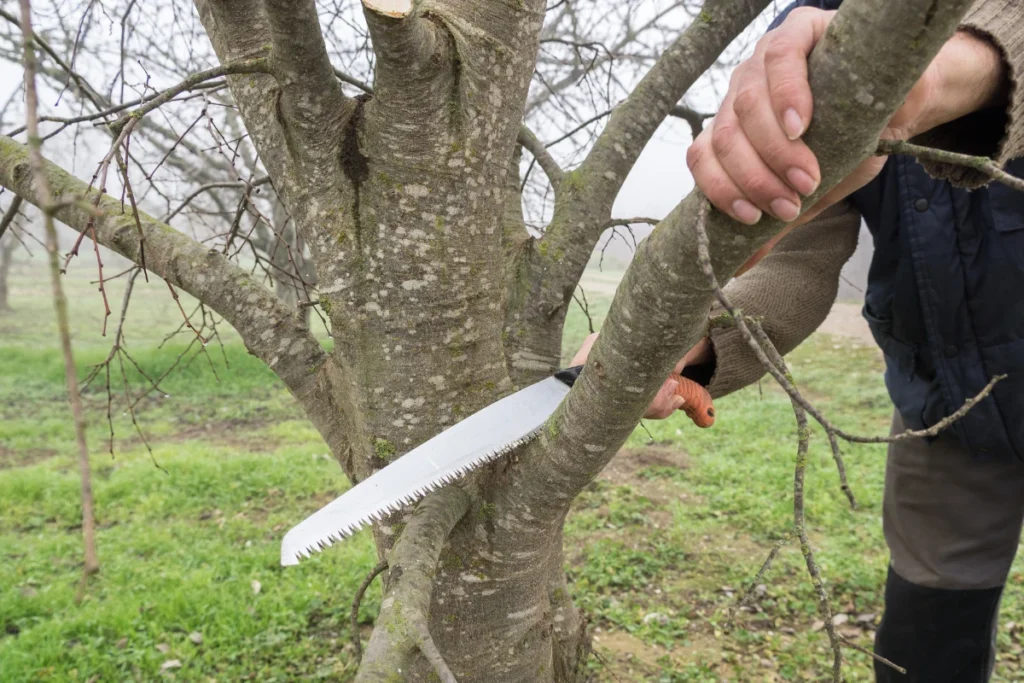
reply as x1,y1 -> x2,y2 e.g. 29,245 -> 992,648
686,200 -> 861,399
910,2 -> 1024,188
571,200 -> 861,419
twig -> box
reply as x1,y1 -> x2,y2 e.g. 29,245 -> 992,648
877,139 -> 1024,193
107,58 -> 270,135
602,216 -> 660,230
114,149 -> 147,280
166,281 -> 208,343
351,560 -> 389,663
725,531 -> 793,631
839,635 -> 907,675
572,285 -> 594,334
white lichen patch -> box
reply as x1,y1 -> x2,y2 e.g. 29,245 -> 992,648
507,605 -> 539,620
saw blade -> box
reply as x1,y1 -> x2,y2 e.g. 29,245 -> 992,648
281,376 -> 570,566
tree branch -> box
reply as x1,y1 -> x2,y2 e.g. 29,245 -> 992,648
363,0 -> 443,68
355,486 -> 470,683
503,0 -> 973,524
262,0 -> 349,160
566,0 -> 770,225
360,0 -> 453,122
877,138 -> 1024,193
0,134 -> 351,462
351,560 -> 389,663
108,58 -> 270,135
517,125 -> 564,190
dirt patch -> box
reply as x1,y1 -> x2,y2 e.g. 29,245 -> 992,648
592,629 -> 667,676
600,445 -> 690,487
0,445 -> 56,470
168,418 -> 283,453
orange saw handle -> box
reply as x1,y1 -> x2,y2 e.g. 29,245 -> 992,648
673,375 -> 715,428
553,366 -> 716,428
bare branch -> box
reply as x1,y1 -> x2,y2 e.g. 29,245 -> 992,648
570,0 -> 770,222
263,0 -> 349,158
877,138 -> 1024,193
503,0 -> 973,533
351,560 -> 389,663
108,58 -> 270,135
355,486 -> 470,683
601,216 -> 659,230
518,125 -> 564,190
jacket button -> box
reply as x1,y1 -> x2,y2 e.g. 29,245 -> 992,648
945,344 -> 958,358
914,198 -> 929,212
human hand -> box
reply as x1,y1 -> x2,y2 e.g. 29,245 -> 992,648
570,332 -> 713,421
687,6 -> 1007,231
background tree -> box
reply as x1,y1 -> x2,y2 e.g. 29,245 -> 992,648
0,0 -> 975,681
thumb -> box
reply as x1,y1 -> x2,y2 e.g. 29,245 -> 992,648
671,396 -> 686,411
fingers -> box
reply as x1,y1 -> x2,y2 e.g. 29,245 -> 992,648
688,123 -> 763,224
733,78 -> 820,199
570,331 -> 599,367
711,96 -> 802,221
763,8 -> 832,140
687,7 -> 836,224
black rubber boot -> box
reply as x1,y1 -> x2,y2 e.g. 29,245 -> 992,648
874,567 -> 1004,682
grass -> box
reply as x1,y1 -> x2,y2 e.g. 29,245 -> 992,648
3,259 -> 1024,681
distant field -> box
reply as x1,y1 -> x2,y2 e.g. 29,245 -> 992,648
4,257 -> 1024,682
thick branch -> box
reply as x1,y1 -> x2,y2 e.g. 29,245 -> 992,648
363,0 -> 444,69
355,486 -> 470,683
566,0 -> 770,224
503,1 -> 768,383
0,134 -> 351,461
263,0 -> 349,159
504,0 -> 973,518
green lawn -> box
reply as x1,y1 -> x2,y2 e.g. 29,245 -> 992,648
3,259 -> 1024,681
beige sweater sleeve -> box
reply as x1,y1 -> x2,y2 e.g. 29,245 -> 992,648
911,0 -> 1024,188
699,201 -> 862,399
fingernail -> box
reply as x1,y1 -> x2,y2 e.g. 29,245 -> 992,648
731,199 -> 762,225
673,396 -> 686,410
783,108 -> 804,140
770,198 -> 801,222
786,167 -> 819,195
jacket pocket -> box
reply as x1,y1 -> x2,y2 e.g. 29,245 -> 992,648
862,304 -> 917,379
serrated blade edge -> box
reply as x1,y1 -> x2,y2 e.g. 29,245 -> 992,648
281,376 -> 570,566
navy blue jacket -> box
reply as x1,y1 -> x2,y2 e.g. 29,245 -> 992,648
768,1 -> 1024,458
